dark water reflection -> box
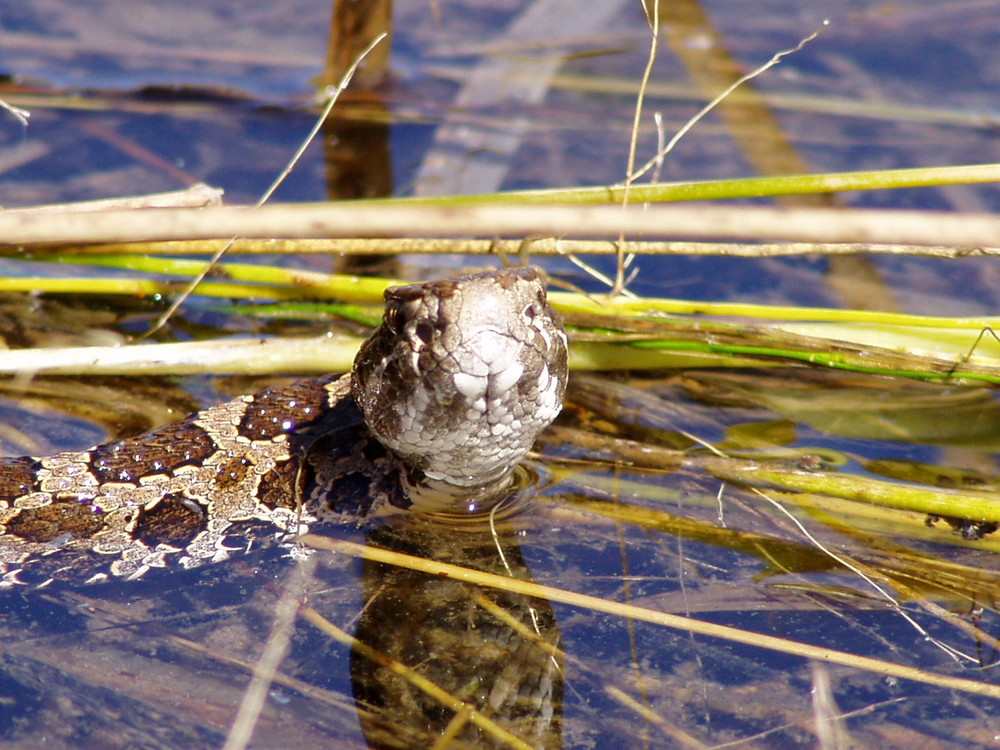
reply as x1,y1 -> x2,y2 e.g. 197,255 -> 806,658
351,515 -> 563,749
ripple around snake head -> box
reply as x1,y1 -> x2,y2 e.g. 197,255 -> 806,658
352,266 -> 568,501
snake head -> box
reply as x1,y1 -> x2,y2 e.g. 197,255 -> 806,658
352,266 -> 568,504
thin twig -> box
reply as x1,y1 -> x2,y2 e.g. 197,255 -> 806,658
140,33 -> 387,339
11,183 -> 223,214
750,488 -> 975,664
628,21 -> 829,183
563,19 -> 827,296
222,556 -> 317,750
611,0 -> 659,293
0,97 -> 30,127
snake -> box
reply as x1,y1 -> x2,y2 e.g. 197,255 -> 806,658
0,266 -> 569,589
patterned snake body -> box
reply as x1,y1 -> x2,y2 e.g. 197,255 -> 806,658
0,267 -> 568,587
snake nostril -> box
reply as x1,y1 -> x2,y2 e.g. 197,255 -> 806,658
415,322 -> 435,344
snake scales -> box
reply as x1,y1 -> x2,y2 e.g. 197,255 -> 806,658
0,266 -> 568,588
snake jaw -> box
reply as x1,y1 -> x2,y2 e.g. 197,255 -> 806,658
352,266 -> 568,505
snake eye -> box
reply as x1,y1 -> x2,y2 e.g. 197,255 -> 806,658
384,305 -> 404,335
